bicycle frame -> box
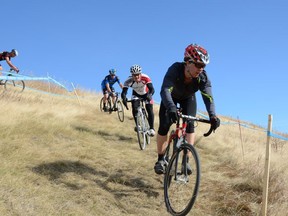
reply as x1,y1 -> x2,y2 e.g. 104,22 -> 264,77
127,97 -> 150,150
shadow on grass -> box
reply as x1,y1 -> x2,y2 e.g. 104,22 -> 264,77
73,125 -> 133,142
32,160 -> 159,198
95,169 -> 159,198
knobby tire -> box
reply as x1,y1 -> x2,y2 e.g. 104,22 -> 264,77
4,80 -> 25,92
164,143 -> 201,216
136,112 -> 146,150
116,100 -> 124,122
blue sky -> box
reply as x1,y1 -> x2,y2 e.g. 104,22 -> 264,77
3,0 -> 288,133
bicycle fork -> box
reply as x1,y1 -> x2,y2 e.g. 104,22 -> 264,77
171,146 -> 190,183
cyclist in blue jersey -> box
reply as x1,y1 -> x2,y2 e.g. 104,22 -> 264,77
101,69 -> 123,112
154,44 -> 220,175
0,49 -> 19,73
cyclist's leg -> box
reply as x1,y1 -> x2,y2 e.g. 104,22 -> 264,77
131,96 -> 140,126
102,89 -> 109,110
110,87 -> 116,106
180,96 -> 197,145
179,96 -> 197,174
0,64 -> 2,78
145,102 -> 154,130
157,101 -> 173,155
0,64 -> 2,84
154,102 -> 173,174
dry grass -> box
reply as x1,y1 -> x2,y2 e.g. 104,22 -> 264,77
0,82 -> 287,215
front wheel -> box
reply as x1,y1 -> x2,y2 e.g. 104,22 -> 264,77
136,112 -> 146,150
116,100 -> 124,122
4,80 -> 25,92
164,144 -> 201,216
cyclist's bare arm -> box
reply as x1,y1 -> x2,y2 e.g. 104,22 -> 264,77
5,57 -> 19,73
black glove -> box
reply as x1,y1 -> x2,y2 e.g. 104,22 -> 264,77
168,106 -> 178,124
210,116 -> 220,131
122,97 -> 128,110
146,93 -> 152,101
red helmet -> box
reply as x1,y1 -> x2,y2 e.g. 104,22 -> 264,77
184,44 -> 210,64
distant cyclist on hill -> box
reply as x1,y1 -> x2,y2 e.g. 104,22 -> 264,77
154,43 -> 220,175
101,69 -> 123,112
121,64 -> 156,137
0,49 -> 19,73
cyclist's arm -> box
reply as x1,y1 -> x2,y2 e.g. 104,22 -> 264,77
160,63 -> 179,110
199,71 -> 216,118
146,83 -> 155,95
105,83 -> 112,92
121,87 -> 128,100
5,57 -> 19,73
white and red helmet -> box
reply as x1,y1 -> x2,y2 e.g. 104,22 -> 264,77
184,44 -> 209,64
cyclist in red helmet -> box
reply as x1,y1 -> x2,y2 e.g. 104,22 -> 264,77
0,49 -> 19,73
154,44 -> 220,175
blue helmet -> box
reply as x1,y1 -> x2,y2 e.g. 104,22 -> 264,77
109,69 -> 116,75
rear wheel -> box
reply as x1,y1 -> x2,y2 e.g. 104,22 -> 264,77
4,80 -> 25,92
143,112 -> 150,145
164,144 -> 200,216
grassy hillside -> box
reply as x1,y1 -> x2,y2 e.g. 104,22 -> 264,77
0,85 -> 287,216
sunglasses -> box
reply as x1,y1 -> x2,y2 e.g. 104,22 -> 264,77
132,73 -> 141,77
189,61 -> 206,69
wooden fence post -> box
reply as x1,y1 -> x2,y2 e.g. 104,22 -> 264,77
237,116 -> 245,160
261,114 -> 273,216
71,82 -> 82,106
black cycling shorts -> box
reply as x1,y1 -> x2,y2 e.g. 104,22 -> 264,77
158,95 -> 197,136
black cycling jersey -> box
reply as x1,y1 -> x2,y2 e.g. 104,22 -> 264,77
160,62 -> 216,117
0,51 -> 10,61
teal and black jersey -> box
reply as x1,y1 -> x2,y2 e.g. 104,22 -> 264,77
160,62 -> 216,117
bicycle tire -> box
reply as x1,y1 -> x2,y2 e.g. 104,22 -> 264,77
143,109 -> 150,145
100,97 -> 104,112
164,143 -> 201,216
116,100 -> 124,122
136,112 -> 146,150
100,97 -> 112,113
4,80 -> 25,92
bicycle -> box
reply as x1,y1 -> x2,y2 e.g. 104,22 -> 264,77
0,69 -> 25,92
163,108 -> 213,216
126,97 -> 151,150
100,92 -> 125,122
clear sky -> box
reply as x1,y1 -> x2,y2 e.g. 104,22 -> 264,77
3,0 -> 288,133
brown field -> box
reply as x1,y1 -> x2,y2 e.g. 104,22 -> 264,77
0,82 -> 287,216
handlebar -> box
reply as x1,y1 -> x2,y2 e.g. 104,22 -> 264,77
179,113 -> 214,137
124,97 -> 147,110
